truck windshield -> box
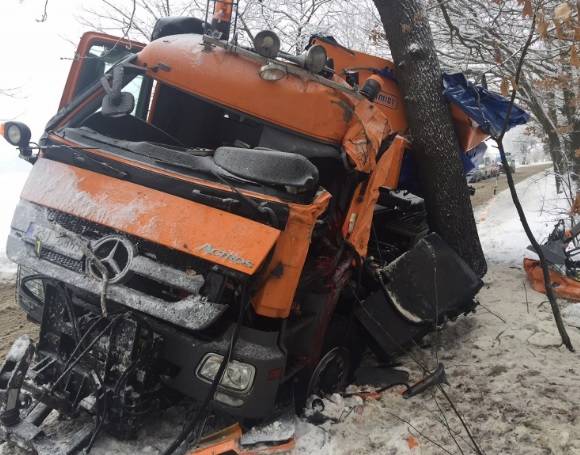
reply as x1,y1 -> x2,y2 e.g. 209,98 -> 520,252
61,69 -> 343,200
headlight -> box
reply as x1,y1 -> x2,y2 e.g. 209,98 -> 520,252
7,124 -> 22,145
197,353 -> 255,393
1,121 -> 31,147
259,63 -> 286,81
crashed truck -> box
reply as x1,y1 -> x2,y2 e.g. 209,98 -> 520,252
0,3 -> 526,454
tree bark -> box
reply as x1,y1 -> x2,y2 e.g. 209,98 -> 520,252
560,66 -> 579,177
372,0 -> 487,277
547,131 -> 565,192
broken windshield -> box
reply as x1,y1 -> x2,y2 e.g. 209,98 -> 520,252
57,65 -> 342,202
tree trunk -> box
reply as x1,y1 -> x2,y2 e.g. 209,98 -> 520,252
519,81 -> 565,190
560,68 -> 579,178
372,0 -> 487,277
547,131 -> 565,192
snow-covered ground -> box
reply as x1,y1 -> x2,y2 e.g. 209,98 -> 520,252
287,171 -> 580,454
476,170 -> 567,266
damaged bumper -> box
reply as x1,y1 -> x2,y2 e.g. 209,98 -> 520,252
5,200 -> 287,420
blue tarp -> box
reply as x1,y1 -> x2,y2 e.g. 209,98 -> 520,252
399,74 -> 529,193
443,73 -> 530,138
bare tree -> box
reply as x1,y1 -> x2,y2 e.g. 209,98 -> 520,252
79,0 -> 207,42
424,0 -> 578,181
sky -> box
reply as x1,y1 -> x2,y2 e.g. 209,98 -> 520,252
0,0 -> 94,273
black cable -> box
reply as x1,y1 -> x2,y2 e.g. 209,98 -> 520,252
50,316 -> 122,392
212,170 -> 280,228
85,388 -> 107,453
161,283 -> 250,455
57,317 -> 105,376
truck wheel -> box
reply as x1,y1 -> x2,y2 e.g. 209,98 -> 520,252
295,316 -> 364,410
306,346 -> 351,397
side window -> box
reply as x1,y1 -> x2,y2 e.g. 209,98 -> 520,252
73,44 -> 136,101
122,74 -> 146,118
60,33 -> 145,109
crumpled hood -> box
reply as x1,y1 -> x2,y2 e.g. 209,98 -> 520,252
19,158 -> 281,275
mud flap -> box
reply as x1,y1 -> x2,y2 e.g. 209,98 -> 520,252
356,233 -> 482,357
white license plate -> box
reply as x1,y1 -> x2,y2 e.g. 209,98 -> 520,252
23,223 -> 84,260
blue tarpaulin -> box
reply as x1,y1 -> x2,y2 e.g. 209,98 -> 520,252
443,73 -> 530,138
399,74 -> 530,193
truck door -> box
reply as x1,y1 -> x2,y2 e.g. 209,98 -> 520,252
59,32 -> 145,109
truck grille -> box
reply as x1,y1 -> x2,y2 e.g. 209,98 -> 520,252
39,248 -> 84,273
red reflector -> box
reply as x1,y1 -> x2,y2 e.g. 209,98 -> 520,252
267,367 -> 283,381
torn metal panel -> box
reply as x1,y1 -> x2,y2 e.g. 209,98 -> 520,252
381,233 -> 482,323
356,234 -> 481,357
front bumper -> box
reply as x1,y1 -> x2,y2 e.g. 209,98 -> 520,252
159,324 -> 285,418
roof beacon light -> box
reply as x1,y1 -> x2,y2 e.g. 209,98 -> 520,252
304,45 -> 328,74
253,30 -> 281,59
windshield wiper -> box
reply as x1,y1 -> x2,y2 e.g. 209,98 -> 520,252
212,171 -> 280,228
44,142 -> 129,179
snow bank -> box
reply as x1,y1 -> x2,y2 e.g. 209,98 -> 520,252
476,170 -> 568,266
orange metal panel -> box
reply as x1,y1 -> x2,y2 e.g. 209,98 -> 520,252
343,136 -> 407,256
252,191 -> 331,318
315,38 -> 490,153
20,158 -> 280,275
524,258 -> 580,301
450,104 -> 490,152
190,424 -> 242,455
187,423 -> 295,455
312,38 -> 408,135
137,34 -> 351,144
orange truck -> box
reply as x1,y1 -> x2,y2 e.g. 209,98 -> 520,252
0,5 -> 495,454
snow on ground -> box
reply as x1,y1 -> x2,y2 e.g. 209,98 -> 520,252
288,171 -> 580,454
476,170 -> 567,266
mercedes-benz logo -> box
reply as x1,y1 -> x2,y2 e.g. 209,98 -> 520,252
86,235 -> 135,284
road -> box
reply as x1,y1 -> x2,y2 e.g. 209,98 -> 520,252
470,163 -> 552,208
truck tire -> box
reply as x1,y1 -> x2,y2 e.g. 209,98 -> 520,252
295,316 -> 365,410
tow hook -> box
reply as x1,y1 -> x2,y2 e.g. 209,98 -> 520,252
403,363 -> 448,399
0,336 -> 35,426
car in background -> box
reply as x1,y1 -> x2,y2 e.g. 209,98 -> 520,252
466,168 -> 481,183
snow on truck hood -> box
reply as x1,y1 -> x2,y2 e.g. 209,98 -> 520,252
19,158 -> 280,274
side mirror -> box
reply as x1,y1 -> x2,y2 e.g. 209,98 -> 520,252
0,121 -> 32,157
100,66 -> 135,117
